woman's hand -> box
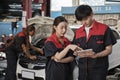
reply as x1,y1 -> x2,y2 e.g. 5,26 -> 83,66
68,44 -> 82,51
29,55 -> 37,60
51,56 -> 61,62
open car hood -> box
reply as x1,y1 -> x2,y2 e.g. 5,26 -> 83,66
27,16 -> 75,45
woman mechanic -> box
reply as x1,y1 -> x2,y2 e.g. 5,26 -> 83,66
5,24 -> 43,80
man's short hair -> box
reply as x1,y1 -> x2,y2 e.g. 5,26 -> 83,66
75,5 -> 93,21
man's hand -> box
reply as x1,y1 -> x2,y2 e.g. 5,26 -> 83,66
89,54 -> 98,58
74,50 -> 95,58
68,44 -> 82,51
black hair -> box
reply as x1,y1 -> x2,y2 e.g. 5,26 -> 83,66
25,24 -> 36,48
75,5 -> 93,21
52,16 -> 67,33
26,24 -> 35,35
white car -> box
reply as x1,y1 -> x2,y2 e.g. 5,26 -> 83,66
108,27 -> 120,70
17,55 -> 46,80
0,52 -> 6,80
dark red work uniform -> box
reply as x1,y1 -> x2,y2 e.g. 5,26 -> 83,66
5,31 -> 26,80
44,33 -> 74,80
73,20 -> 116,80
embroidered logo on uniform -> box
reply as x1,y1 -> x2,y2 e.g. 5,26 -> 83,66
77,43 -> 80,47
96,41 -> 104,44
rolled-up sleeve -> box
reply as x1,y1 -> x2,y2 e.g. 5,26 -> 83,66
104,27 -> 117,46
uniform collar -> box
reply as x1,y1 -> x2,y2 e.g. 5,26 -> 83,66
46,33 -> 70,48
18,31 -> 26,37
80,20 -> 98,32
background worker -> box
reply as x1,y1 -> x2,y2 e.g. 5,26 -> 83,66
5,24 -> 43,80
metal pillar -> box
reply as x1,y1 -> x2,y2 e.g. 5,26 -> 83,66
46,0 -> 50,17
22,0 -> 32,19
22,0 -> 32,29
41,0 -> 50,17
34,0 -> 43,3
22,0 -> 50,29
41,0 -> 46,16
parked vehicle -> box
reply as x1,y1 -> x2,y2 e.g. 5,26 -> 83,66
0,46 -> 7,80
17,52 -> 46,80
